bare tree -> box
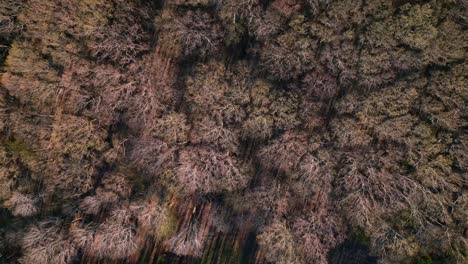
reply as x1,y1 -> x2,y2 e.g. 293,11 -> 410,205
177,147 -> 251,194
153,112 -> 189,145
190,117 -> 240,153
46,115 -> 107,197
257,219 -> 301,264
256,32 -> 316,80
79,189 -> 119,215
165,220 -> 207,257
4,191 -> 38,217
302,66 -> 339,100
334,150 -> 417,239
129,138 -> 176,177
130,196 -> 168,232
21,220 -> 77,264
126,50 -> 177,132
257,131 -> 309,175
89,207 -> 139,259
292,211 -> 346,264
158,9 -> 224,59
0,0 -> 23,37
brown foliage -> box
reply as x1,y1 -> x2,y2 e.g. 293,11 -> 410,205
153,112 -> 190,145
185,61 -> 249,124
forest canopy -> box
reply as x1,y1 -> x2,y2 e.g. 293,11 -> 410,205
0,0 -> 466,263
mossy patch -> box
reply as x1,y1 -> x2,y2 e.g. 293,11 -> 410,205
156,206 -> 179,241
5,139 -> 37,161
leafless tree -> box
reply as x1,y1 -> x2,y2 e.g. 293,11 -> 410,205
129,138 -> 176,177
0,0 -> 23,37
4,191 -> 38,217
21,220 -> 77,264
302,66 -> 339,100
165,220 -> 207,257
153,112 -> 190,145
86,0 -> 152,65
130,196 -> 168,231
79,189 -> 119,215
158,9 -> 224,58
256,33 -> 316,80
46,115 -> 107,197
89,207 -> 139,259
292,211 -> 346,264
257,218 -> 301,264
190,117 -> 240,153
126,50 -> 176,132
257,131 -> 309,175
177,147 -> 251,194
249,6 -> 286,39
89,22 -> 149,66
334,152 -> 415,229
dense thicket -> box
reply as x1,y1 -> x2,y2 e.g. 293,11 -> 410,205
0,0 -> 466,263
